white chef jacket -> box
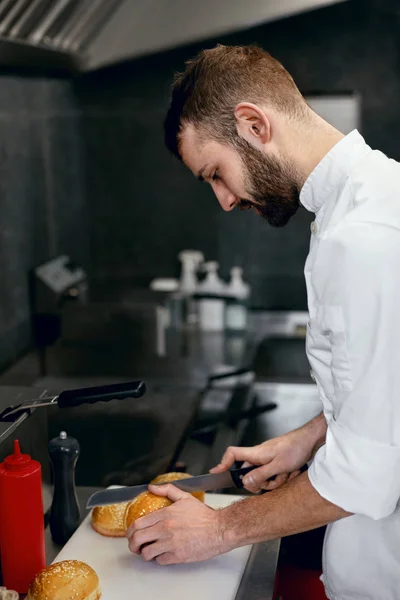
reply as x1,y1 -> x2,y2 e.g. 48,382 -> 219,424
302,130 -> 400,600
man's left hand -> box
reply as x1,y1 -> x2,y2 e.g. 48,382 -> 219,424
126,483 -> 231,565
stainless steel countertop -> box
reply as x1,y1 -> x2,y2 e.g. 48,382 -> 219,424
44,486 -> 280,600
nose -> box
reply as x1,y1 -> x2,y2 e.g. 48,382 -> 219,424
212,185 -> 237,212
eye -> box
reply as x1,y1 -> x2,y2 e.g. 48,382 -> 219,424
212,170 -> 220,181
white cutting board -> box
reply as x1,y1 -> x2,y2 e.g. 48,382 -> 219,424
53,493 -> 252,600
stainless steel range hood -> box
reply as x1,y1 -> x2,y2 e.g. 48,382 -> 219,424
0,0 -> 123,71
0,0 -> 348,72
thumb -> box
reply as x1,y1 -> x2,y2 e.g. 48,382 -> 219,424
148,483 -> 191,503
210,446 -> 261,473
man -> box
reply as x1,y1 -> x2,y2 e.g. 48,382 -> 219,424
127,45 -> 400,599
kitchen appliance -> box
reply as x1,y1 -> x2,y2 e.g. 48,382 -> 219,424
31,255 -> 88,376
87,465 -> 260,508
54,492 -> 252,600
0,381 -> 146,422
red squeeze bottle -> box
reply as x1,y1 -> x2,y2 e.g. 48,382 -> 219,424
0,440 -> 46,593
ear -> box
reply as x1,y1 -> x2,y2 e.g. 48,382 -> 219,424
234,103 -> 271,147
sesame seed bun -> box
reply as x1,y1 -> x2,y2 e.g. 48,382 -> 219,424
91,502 -> 128,537
27,560 -> 100,600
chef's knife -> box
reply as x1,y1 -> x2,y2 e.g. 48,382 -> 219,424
87,466 -> 263,508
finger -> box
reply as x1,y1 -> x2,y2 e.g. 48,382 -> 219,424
128,537 -> 150,555
156,552 -> 177,566
148,483 -> 191,503
288,470 -> 302,481
128,525 -> 162,554
260,473 -> 289,491
242,463 -> 276,491
127,532 -> 144,555
210,446 -> 260,473
141,541 -> 169,562
127,507 -> 167,536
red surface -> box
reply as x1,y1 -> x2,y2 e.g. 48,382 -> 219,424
276,565 -> 328,600
0,440 -> 46,593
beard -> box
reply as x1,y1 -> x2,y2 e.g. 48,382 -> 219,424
235,138 -> 300,227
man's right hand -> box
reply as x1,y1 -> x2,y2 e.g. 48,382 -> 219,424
210,412 -> 327,493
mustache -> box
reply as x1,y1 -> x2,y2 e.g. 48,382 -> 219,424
237,199 -> 255,211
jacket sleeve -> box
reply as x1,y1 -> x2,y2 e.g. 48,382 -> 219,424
308,221 -> 400,520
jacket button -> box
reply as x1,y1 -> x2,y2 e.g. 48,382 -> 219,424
310,370 -> 316,382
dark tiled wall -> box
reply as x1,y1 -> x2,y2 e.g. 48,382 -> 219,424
78,0 -> 399,308
0,75 -> 88,371
77,99 -> 221,285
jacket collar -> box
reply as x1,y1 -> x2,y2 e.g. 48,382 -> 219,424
300,130 -> 371,213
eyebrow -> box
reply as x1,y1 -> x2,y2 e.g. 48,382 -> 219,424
197,164 -> 210,181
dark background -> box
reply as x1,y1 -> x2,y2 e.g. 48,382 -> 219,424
0,0 -> 399,371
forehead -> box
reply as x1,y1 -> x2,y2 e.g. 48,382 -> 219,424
179,123 -> 237,176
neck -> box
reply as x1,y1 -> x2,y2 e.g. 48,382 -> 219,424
280,114 -> 345,191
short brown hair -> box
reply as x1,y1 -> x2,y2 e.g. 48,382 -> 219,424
164,44 -> 306,160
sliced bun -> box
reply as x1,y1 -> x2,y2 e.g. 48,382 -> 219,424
150,472 -> 205,502
28,560 -> 101,600
91,502 -> 128,537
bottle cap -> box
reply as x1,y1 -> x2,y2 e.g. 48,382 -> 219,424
4,440 -> 32,472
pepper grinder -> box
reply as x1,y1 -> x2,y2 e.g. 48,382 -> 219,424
48,431 -> 80,545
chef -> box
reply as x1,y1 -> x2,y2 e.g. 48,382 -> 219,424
127,44 -> 400,600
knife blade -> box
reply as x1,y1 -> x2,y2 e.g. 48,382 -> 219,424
86,466 -> 259,508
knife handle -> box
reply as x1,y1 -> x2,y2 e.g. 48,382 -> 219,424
230,466 -> 276,489
230,466 -> 258,488
57,381 -> 146,409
